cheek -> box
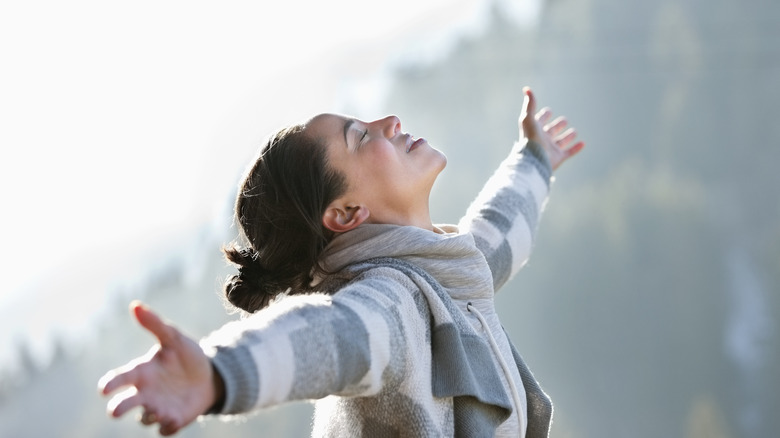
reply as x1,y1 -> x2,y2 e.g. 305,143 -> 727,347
349,160 -> 395,189
365,147 -> 403,174
371,145 -> 399,162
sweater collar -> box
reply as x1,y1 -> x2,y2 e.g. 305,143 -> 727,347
320,223 -> 493,299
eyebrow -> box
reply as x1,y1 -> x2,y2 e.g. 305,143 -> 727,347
343,119 -> 355,149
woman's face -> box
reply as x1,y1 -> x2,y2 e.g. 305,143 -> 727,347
304,113 -> 447,229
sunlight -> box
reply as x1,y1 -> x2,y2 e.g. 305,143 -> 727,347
0,0 -> 504,376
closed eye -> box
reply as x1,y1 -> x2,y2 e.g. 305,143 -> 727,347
354,129 -> 368,149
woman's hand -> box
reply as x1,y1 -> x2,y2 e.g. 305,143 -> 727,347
98,301 -> 223,436
519,87 -> 585,171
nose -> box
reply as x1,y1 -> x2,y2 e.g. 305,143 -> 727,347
378,115 -> 401,138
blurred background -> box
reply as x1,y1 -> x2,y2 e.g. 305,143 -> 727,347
1,0 -> 777,436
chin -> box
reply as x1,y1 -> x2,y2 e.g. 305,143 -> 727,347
435,150 -> 447,171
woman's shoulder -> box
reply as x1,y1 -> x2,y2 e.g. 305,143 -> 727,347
316,258 -> 433,302
324,260 -> 417,289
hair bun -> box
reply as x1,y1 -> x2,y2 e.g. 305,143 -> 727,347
236,247 -> 264,284
222,244 -> 276,313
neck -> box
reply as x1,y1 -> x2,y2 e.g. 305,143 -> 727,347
365,208 -> 436,232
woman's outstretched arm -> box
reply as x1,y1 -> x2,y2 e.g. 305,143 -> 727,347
459,87 -> 584,291
98,301 -> 224,436
99,272 -> 431,433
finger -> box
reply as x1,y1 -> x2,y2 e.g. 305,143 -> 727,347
98,344 -> 161,396
139,410 -> 158,426
519,88 -> 538,135
159,419 -> 181,436
535,107 -> 553,125
564,141 -> 585,160
545,116 -> 568,137
107,386 -> 143,418
554,128 -> 577,148
131,301 -> 179,347
521,86 -> 536,118
550,140 -> 585,171
99,368 -> 131,396
99,361 -> 140,396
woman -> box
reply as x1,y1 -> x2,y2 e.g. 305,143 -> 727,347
99,87 -> 584,437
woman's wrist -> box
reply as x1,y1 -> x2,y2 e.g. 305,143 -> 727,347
205,362 -> 226,415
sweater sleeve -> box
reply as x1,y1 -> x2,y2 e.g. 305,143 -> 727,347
199,272 -> 426,415
457,138 -> 553,292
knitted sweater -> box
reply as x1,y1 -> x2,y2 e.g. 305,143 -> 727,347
201,138 -> 554,437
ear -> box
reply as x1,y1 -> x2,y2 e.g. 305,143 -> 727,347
322,202 -> 370,233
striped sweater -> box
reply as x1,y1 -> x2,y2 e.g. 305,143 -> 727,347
201,138 -> 554,437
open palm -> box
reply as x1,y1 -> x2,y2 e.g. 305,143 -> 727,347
519,87 -> 585,171
99,302 -> 219,436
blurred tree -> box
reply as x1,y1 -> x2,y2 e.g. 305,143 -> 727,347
384,0 -> 779,436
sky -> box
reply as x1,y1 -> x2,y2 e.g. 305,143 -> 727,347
0,0 -> 541,373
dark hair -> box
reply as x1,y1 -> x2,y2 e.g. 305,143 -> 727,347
222,123 -> 347,313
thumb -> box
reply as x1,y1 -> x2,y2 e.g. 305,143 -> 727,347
521,86 -> 536,119
131,301 -> 178,347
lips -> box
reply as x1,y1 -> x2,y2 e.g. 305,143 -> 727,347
406,137 -> 426,153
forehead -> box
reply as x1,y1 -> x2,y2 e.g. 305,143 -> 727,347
305,113 -> 350,147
